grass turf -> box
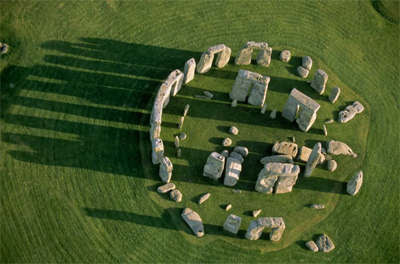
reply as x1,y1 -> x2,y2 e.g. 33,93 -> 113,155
0,0 -> 399,262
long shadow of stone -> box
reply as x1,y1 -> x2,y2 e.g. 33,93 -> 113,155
294,176 -> 346,194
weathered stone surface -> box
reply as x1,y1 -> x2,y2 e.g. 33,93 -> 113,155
327,140 -> 357,157
151,138 -> 164,165
302,56 -> 313,70
329,87 -> 340,104
305,240 -> 319,252
224,157 -> 242,187
179,132 -> 187,141
223,137 -> 232,147
203,152 -> 225,180
245,217 -> 285,241
315,234 -> 335,253
198,192 -> 211,204
233,146 -> 249,157
297,66 -> 309,78
178,116 -> 185,129
310,69 -> 328,95
310,204 -> 325,209
149,122 -> 161,142
280,50 -> 291,62
269,109 -> 277,119
230,69 -> 270,106
157,183 -> 176,194
304,143 -> 322,177
282,88 -> 320,132
323,124 -> 328,136
272,141 -> 298,158
338,101 -> 364,123
183,58 -> 196,84
297,146 -> 325,164
260,155 -> 293,165
197,44 -> 231,73
183,104 -> 190,117
261,103 -> 268,114
174,135 -> 180,148
159,156 -> 173,183
170,189 -> 182,202
229,126 -> 239,135
225,204 -> 232,211
256,162 -> 300,194
229,151 -> 244,163
235,41 -> 270,66
203,91 -> 214,98
347,170 -> 363,196
253,209 -> 262,217
256,47 -> 272,67
181,208 -> 204,237
223,214 -> 242,234
221,150 -> 229,158
231,99 -> 238,107
327,160 -> 337,172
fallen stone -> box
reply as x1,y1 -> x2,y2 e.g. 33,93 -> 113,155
170,189 -> 182,202
347,170 -> 363,196
280,50 -> 291,62
183,58 -> 196,84
329,87 -> 341,104
157,183 -> 176,194
224,157 -> 242,186
225,204 -> 232,211
327,140 -> 357,158
323,124 -> 328,136
253,209 -> 262,217
174,135 -> 180,148
245,217 -> 285,241
260,155 -> 293,165
310,69 -> 328,94
203,152 -> 225,180
179,132 -> 187,141
198,192 -> 211,204
181,208 -> 204,237
203,91 -> 214,98
232,189 -> 242,194
297,66 -> 309,78
310,204 -> 325,209
302,56 -> 313,70
325,119 -> 334,124
272,141 -> 298,158
231,99 -> 238,107
229,151 -> 244,163
305,240 -> 319,252
256,162 -> 300,194
178,116 -> 185,129
297,146 -> 325,164
223,137 -> 232,147
304,143 -> 322,177
233,146 -> 249,157
223,214 -> 242,234
235,41 -> 271,66
194,94 -> 211,99
221,150 -> 229,158
183,104 -> 190,117
159,156 -> 173,183
269,109 -> 277,119
315,234 -> 335,253
261,103 -> 268,114
338,101 -> 364,123
327,160 -> 337,172
229,126 -> 239,135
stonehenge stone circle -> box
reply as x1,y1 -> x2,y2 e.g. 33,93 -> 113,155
229,126 -> 239,135
297,66 -> 309,78
159,156 -> 173,183
305,240 -> 319,252
196,44 -> 231,74
255,162 -> 300,194
229,151 -> 244,163
245,217 -> 285,241
315,234 -> 335,253
183,58 -> 196,84
310,69 -> 328,94
223,137 -> 232,147
327,140 -> 357,157
304,143 -> 322,177
198,192 -> 211,204
260,154 -> 293,165
329,87 -> 341,104
170,189 -> 183,202
272,141 -> 298,158
347,170 -> 363,196
282,88 -> 320,132
253,209 -> 262,218
302,56 -> 313,70
203,152 -> 226,180
157,183 -> 176,194
338,101 -> 364,123
327,159 -> 337,172
235,41 -> 272,67
223,214 -> 242,234
151,138 -> 164,165
230,69 -> 270,107
280,50 -> 291,62
233,146 -> 249,157
181,208 -> 205,237
224,157 -> 242,187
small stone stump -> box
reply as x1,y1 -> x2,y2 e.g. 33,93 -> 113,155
170,189 -> 182,202
315,234 -> 335,253
223,214 -> 242,234
280,50 -> 291,62
329,87 -> 341,103
198,192 -> 211,204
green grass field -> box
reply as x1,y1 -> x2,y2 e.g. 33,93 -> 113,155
1,0 -> 399,263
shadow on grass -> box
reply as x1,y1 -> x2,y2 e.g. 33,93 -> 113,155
295,176 -> 346,194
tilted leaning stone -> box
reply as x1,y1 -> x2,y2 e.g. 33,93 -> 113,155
157,182 -> 176,194
329,87 -> 341,104
223,214 -> 242,234
338,101 -> 364,123
224,157 -> 242,187
245,217 -> 285,241
196,44 -> 231,74
260,154 -> 293,165
302,56 -> 313,70
159,156 -> 173,183
151,138 -> 164,165
280,50 -> 291,62
282,88 -> 320,132
255,162 -> 300,194
347,170 -> 363,196
203,152 -> 226,180
327,140 -> 357,157
272,141 -> 298,158
315,234 -> 335,253
304,143 -> 322,177
181,208 -> 204,237
310,69 -> 328,94
183,58 -> 196,84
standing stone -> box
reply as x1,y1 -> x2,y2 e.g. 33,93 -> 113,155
169,189 -> 183,202
231,99 -> 238,107
0,42 -> 9,54
225,204 -> 232,211
174,135 -> 180,148
280,50 -> 291,62
178,116 -> 185,129
181,208 -> 204,237
159,156 -> 173,183
304,143 -> 322,177
224,157 -> 242,187
229,151 -> 244,163
229,126 -> 239,135
338,101 -> 364,123
256,47 -> 272,67
235,41 -> 270,66
203,91 -> 214,98
347,170 -> 363,196
183,58 -> 196,84
233,146 -> 249,157
223,214 -> 242,234
325,119 -> 334,124
291,136 -> 296,143
327,140 -> 357,158
151,138 -> 164,165
245,217 -> 285,241
272,141 -> 298,158
261,103 -> 268,114
183,104 -> 190,117
329,87 -> 341,104
255,163 -> 300,194
323,124 -> 328,136
253,209 -> 262,217
223,137 -> 232,147
176,148 -> 182,158
315,234 -> 335,253
179,132 -> 187,141
297,66 -> 309,78
310,69 -> 328,94
305,241 -> 319,252
269,109 -> 277,119
302,56 -> 313,70
157,183 -> 176,194
327,160 -> 337,172
221,149 -> 229,158
260,155 -> 293,165
203,152 -> 226,180
198,192 -> 211,204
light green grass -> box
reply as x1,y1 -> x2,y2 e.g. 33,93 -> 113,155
0,0 -> 399,263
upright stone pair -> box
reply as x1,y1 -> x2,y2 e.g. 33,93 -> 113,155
196,44 -> 231,74
245,217 -> 285,241
235,41 -> 272,67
